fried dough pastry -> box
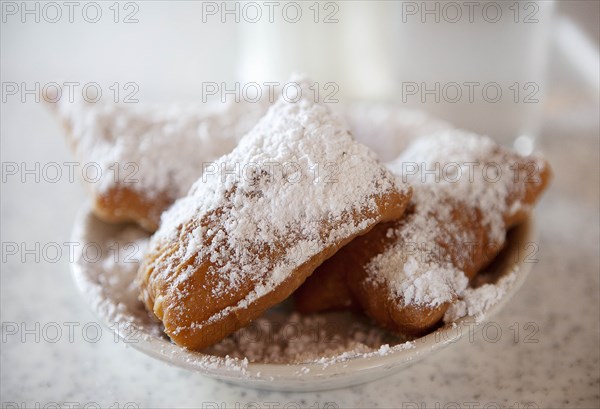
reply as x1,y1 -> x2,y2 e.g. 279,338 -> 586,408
49,98 -> 269,231
295,131 -> 551,335
50,97 -> 444,232
137,79 -> 412,350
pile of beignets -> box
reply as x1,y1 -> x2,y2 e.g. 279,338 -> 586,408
53,77 -> 550,351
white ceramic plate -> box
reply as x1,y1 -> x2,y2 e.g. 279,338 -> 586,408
71,204 -> 534,392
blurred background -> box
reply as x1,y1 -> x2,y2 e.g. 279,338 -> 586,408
2,1 -> 599,407
2,0 -> 598,145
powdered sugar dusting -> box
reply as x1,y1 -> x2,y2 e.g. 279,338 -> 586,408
368,247 -> 468,307
310,340 -> 416,368
394,130 -> 513,244
203,310 -> 408,364
444,269 -> 518,322
145,75 -> 408,332
367,130 -> 530,307
52,97 -> 269,199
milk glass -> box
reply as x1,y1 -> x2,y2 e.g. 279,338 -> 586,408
238,1 -> 555,152
390,0 -> 556,152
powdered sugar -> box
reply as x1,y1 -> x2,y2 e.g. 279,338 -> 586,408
393,130 -> 514,244
444,269 -> 518,322
311,340 -> 416,367
203,310 -> 408,364
146,76 -> 408,332
70,215 -> 161,340
366,130 -> 530,307
368,250 -> 469,307
51,97 -> 269,200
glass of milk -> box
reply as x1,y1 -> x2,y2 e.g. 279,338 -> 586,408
238,1 -> 555,152
390,0 -> 556,152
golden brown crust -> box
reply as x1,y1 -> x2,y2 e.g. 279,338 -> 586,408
51,97 -> 268,233
57,105 -> 173,232
93,186 -> 172,232
294,258 -> 359,314
139,190 -> 412,350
